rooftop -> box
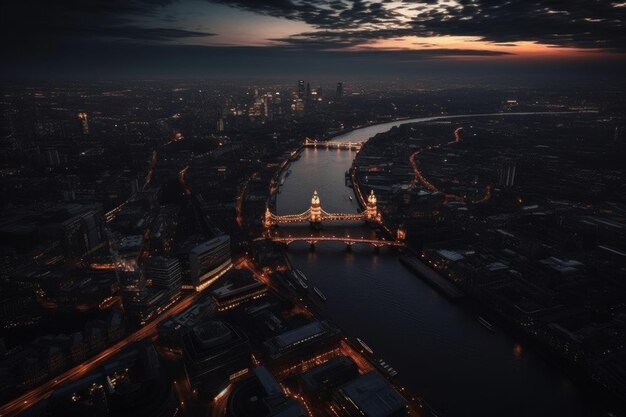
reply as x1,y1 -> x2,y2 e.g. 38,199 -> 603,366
273,321 -> 326,349
190,235 -> 230,255
337,372 -> 407,417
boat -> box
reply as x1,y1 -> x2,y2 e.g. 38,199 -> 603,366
295,268 -> 308,281
313,286 -> 327,301
357,338 -> 374,354
378,359 -> 398,377
292,271 -> 308,290
477,316 -> 495,332
295,277 -> 308,290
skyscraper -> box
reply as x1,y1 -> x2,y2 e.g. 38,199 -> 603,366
215,105 -> 224,132
77,112 -> 89,135
297,80 -> 305,99
336,82 -> 343,98
146,256 -> 182,298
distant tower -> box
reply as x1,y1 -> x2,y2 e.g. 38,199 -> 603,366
297,80 -> 305,99
336,82 -> 343,98
365,190 -> 380,223
264,207 -> 273,229
309,190 -> 322,225
77,112 -> 89,135
294,80 -> 306,114
263,94 -> 270,117
396,226 -> 406,242
216,106 -> 224,132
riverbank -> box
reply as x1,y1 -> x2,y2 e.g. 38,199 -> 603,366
268,145 -> 304,211
399,256 -> 466,300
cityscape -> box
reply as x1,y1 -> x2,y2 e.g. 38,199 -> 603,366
1,1 -> 626,417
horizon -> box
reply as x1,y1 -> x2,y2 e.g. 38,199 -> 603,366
2,0 -> 626,79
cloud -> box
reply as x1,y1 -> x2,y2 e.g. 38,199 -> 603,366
410,0 -> 626,51
212,0 -> 626,51
209,0 -> 402,29
0,0 -> 214,45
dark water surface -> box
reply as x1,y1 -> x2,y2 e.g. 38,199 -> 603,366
276,115 -> 598,417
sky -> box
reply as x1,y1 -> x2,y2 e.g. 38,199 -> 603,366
2,0 -> 626,79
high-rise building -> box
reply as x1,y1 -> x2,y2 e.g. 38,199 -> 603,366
215,106 -> 225,132
77,112 -> 89,135
182,320 -> 251,398
336,82 -> 344,98
297,80 -> 305,99
146,256 -> 182,299
294,80 -> 306,114
263,94 -> 271,117
189,235 -> 232,291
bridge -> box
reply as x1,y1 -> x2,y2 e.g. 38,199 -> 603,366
267,235 -> 404,248
264,190 -> 381,228
263,191 -> 407,249
304,138 -> 362,150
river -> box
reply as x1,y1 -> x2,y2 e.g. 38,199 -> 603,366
276,114 -> 600,417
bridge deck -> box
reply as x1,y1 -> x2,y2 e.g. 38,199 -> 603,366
261,235 -> 404,247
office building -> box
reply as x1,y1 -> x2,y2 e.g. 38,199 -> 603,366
336,82 -> 343,98
146,256 -> 182,299
182,320 -> 252,398
189,235 -> 232,291
211,269 -> 267,311
263,320 -> 341,362
299,356 -> 359,400
227,367 -> 306,417
332,372 -> 407,417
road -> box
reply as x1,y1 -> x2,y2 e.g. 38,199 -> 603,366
179,165 -> 192,196
409,126 -> 491,204
0,291 -> 202,417
144,149 -> 158,190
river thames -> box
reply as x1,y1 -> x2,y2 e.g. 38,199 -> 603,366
276,115 -> 599,417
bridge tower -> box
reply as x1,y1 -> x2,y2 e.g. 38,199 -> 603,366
309,190 -> 322,226
396,226 -> 406,242
264,207 -> 273,228
365,190 -> 381,223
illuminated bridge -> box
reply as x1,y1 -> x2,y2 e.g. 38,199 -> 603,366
265,235 -> 405,248
264,190 -> 381,228
304,138 -> 362,150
